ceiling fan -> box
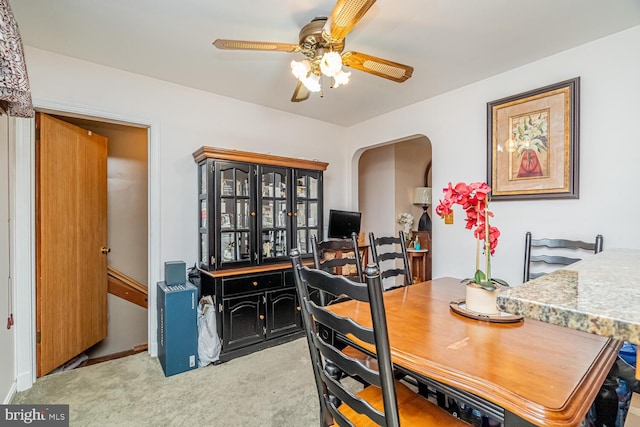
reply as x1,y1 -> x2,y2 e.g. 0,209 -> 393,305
213,0 -> 414,102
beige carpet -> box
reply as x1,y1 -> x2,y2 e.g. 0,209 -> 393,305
11,338 -> 345,427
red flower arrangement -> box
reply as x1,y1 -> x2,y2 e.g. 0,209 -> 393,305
435,182 -> 508,291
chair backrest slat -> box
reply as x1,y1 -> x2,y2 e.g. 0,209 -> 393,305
313,334 -> 380,387
380,268 -> 408,280
530,254 -> 582,266
291,249 -> 400,427
531,237 -> 596,251
369,231 -> 412,289
311,233 -> 363,283
306,298 -> 374,344
523,231 -> 604,282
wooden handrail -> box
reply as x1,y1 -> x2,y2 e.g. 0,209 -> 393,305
107,267 -> 148,309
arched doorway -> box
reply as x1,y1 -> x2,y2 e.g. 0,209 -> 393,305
357,135 -> 432,281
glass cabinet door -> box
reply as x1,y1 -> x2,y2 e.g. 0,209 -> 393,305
198,160 -> 212,269
295,170 -> 322,255
197,150 -> 325,271
217,162 -> 254,267
259,166 -> 289,262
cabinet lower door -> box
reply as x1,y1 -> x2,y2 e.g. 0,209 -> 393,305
223,294 -> 264,351
266,289 -> 302,339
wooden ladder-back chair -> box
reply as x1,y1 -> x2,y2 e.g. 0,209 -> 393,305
523,231 -> 604,282
311,233 -> 363,280
310,233 -> 376,381
311,233 -> 363,306
369,231 -> 412,291
290,249 -> 466,427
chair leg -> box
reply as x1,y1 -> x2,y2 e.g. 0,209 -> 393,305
594,362 -> 619,427
320,403 -> 333,427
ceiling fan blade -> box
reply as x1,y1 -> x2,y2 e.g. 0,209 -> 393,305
213,39 -> 300,53
291,81 -> 310,103
342,51 -> 414,82
323,0 -> 377,42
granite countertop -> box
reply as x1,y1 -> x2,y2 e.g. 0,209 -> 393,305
497,248 -> 640,344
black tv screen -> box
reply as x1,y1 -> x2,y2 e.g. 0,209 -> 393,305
327,209 -> 362,239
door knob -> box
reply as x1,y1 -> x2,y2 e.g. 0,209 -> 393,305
101,247 -> 111,254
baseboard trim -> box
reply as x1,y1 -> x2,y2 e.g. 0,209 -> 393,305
3,381 -> 17,404
84,344 -> 148,367
16,370 -> 33,393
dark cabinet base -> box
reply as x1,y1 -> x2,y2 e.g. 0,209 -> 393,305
218,330 -> 305,363
200,264 -> 303,362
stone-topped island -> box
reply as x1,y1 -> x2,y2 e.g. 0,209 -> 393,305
498,248 -> 640,378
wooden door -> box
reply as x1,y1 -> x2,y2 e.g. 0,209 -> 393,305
36,113 -> 109,376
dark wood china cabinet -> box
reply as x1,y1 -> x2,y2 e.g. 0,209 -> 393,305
193,146 -> 327,361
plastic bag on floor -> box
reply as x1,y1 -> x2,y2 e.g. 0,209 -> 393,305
197,295 -> 221,367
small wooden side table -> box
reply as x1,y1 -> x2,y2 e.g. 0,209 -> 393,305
406,249 -> 429,283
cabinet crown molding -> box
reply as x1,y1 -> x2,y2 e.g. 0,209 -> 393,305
193,146 -> 328,171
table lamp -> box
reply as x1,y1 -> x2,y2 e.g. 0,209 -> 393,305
413,187 -> 432,233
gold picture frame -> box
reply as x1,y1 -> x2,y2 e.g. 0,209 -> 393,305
487,78 -> 580,200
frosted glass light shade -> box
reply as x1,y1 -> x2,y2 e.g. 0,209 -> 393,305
319,51 -> 342,77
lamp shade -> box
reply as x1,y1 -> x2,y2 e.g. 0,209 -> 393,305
413,187 -> 432,205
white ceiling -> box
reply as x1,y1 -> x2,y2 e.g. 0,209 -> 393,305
11,0 -> 640,127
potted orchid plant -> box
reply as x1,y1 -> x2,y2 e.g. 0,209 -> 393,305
435,182 -> 508,312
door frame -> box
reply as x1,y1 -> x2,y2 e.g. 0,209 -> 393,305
14,99 -> 160,391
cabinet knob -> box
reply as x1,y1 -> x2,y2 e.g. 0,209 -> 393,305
252,281 -> 258,286
251,212 -> 256,217
293,212 -> 298,217
296,306 -> 301,311
259,314 -> 265,320
287,212 -> 292,217
101,247 -> 111,254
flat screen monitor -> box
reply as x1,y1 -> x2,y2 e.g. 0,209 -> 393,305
327,209 -> 362,239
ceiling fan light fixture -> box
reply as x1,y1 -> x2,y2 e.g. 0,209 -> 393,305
215,0 -> 414,103
333,70 -> 350,87
302,72 -> 322,93
291,59 -> 322,92
290,59 -> 311,80
319,51 -> 343,77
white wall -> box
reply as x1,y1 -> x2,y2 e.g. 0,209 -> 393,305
358,145 -> 395,235
394,139 -> 431,234
11,46 -> 349,391
0,116 -> 16,403
23,45 -> 349,278
346,25 -> 640,287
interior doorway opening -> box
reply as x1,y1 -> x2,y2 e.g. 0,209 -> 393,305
357,135 -> 432,281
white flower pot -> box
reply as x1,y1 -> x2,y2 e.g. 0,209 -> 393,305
465,283 -> 500,315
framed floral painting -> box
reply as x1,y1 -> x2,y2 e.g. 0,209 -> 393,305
487,77 -> 580,200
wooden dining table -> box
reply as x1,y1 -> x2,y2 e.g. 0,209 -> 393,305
326,277 -> 621,427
